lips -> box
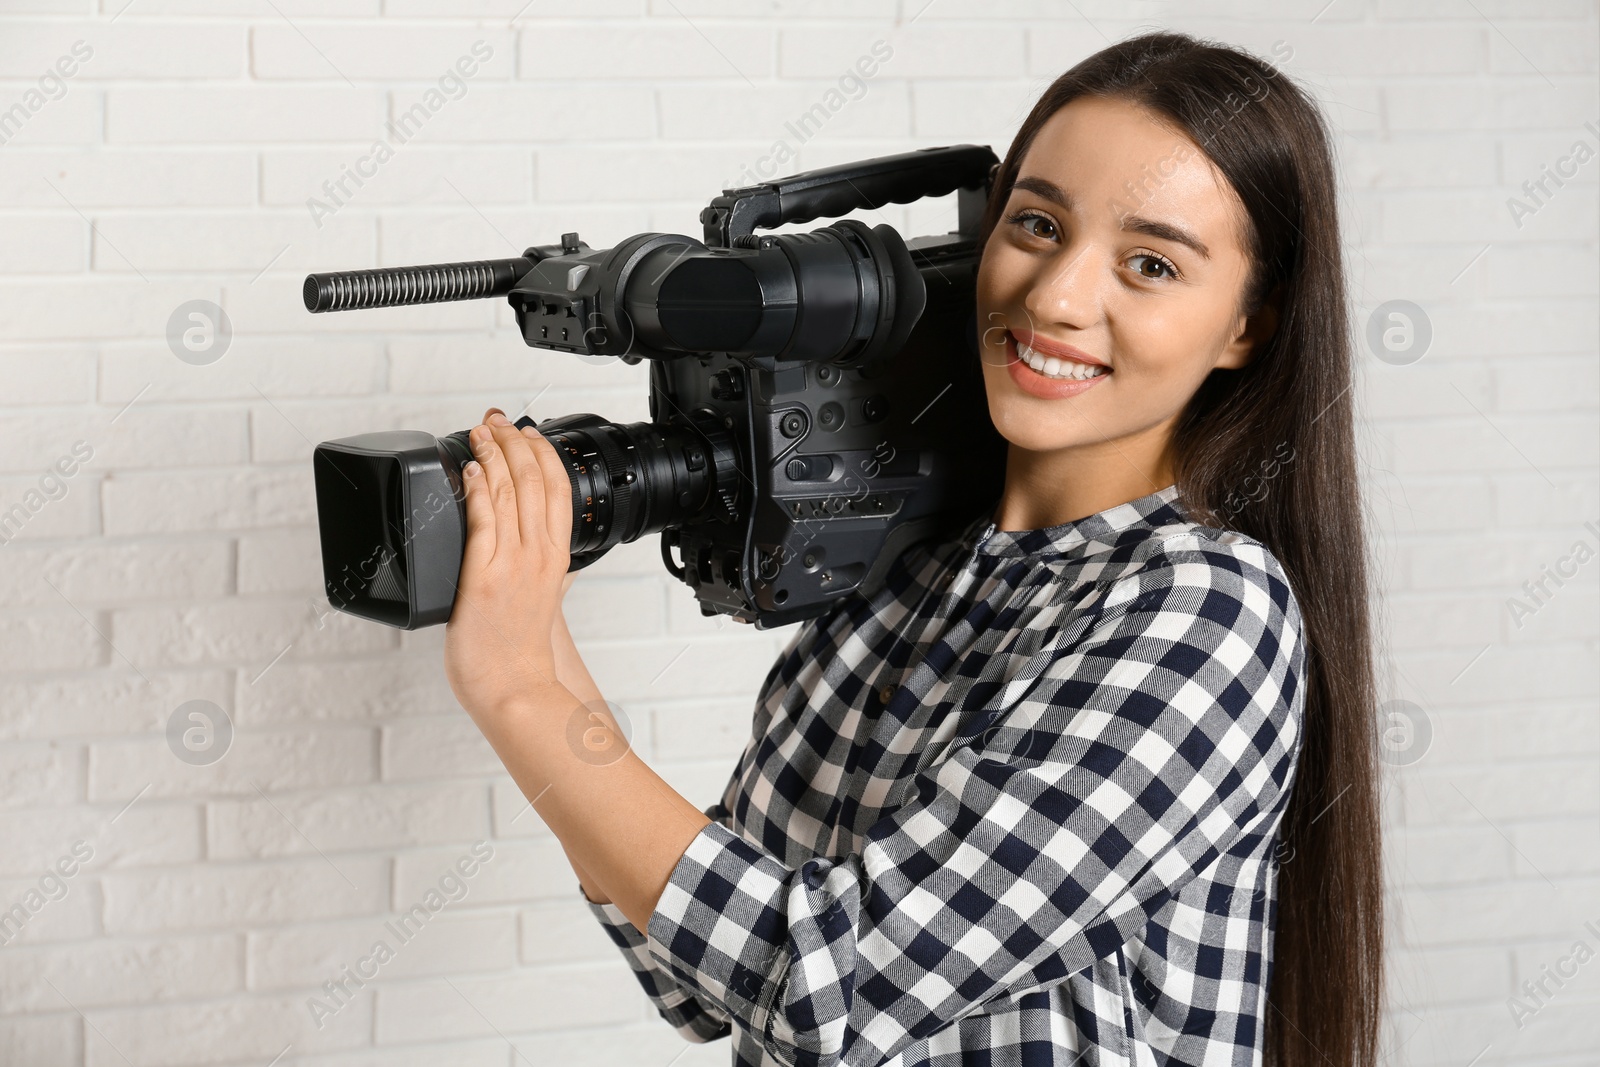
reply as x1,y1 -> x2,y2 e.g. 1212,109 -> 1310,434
1002,329 -> 1111,400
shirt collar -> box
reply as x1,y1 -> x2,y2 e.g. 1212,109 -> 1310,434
961,485 -> 1186,559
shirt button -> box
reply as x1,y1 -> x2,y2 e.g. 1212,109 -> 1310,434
878,683 -> 897,705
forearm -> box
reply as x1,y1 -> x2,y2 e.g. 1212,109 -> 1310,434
551,600 -> 617,905
477,686 -> 710,933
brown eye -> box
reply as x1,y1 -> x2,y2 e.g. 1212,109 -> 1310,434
1129,252 -> 1177,280
1006,210 -> 1058,242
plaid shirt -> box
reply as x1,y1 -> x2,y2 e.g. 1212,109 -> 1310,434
584,486 -> 1305,1067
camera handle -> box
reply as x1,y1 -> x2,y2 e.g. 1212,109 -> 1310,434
700,144 -> 998,247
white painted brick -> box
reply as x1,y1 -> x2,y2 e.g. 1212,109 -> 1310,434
0,1015 -> 79,1067
0,608 -> 109,672
911,79 -> 1037,142
101,854 -> 389,934
91,211 -> 373,275
372,964 -> 636,1042
0,470 -> 98,541
0,741 -> 82,810
88,726 -> 376,801
381,716 -> 501,781
286,1042 -> 510,1067
0,23 -> 243,80
1499,354 -> 1600,431
107,87 -> 387,144
247,909 -> 516,989
110,596 -> 396,668
513,25 -> 774,80
0,84 -> 99,148
0,214 -> 86,273
1386,945 -> 1511,1007
661,79 -> 911,142
376,206 -> 651,265
1386,823 -> 1511,885
1492,473 -> 1598,528
101,468 -> 315,535
393,839 -> 571,907
1386,79 -> 1599,132
1512,818 -> 1600,878
561,574 -> 665,641
83,994 -> 370,1067
0,801 -> 199,878
518,896 -> 620,965
99,338 -> 387,404
0,150 -> 256,209
1397,877 -> 1600,947
261,147 -> 533,210
208,781 -> 487,859
388,0 -> 641,13
0,279 -> 218,343
0,347 -> 96,404
251,26 -> 517,82
124,0 -> 377,12
236,526 -> 319,596
578,633 -> 788,702
1489,24 -> 1600,75
0,407 -> 250,473
1403,763 -> 1599,825
0,872 -> 99,946
537,142 -> 775,203
0,539 -> 233,609
236,655 -> 461,725
391,82 -> 656,143
653,756 -> 742,816
642,695 -> 753,762
0,668 -> 231,742
387,332 -> 651,394
0,4 -> 1595,1063
0,934 -> 241,1011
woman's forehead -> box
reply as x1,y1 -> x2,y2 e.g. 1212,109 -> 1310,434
1017,97 -> 1247,249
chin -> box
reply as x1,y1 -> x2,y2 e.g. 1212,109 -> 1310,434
983,396 -> 1089,454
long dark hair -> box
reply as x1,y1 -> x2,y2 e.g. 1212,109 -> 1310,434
976,32 -> 1382,1067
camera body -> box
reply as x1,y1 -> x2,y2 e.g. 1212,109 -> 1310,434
308,145 -> 1008,630
643,229 -> 1003,628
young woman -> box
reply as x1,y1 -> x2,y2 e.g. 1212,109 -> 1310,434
441,31 -> 1382,1067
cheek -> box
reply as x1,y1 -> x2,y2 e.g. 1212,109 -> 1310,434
1108,295 -> 1231,388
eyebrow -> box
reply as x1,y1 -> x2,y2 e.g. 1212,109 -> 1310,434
1011,175 -> 1212,261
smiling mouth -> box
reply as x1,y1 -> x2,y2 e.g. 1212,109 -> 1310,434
1012,335 -> 1110,382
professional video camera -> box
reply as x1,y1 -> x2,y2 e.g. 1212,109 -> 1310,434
306,144 -> 1008,630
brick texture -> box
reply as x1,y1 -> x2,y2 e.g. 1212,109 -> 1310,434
0,3 -> 1594,1065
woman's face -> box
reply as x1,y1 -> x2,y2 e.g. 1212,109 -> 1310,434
975,95 -> 1267,461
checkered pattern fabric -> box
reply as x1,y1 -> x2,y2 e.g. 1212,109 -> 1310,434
584,485 -> 1305,1067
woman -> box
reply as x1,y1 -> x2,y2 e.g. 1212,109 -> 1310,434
441,31 -> 1382,1067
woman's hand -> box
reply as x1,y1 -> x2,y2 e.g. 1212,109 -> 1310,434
443,408 -> 575,724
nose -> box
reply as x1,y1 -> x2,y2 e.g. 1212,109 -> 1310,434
1021,240 -> 1103,333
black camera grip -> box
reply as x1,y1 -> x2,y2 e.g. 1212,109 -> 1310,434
774,144 -> 997,225
705,144 -> 997,244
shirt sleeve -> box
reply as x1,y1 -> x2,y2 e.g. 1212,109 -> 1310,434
580,615 -> 828,1044
583,879 -> 734,1042
640,532 -> 1305,1067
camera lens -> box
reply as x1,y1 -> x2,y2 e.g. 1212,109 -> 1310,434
312,413 -> 740,629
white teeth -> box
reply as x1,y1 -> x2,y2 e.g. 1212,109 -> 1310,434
1016,341 -> 1108,381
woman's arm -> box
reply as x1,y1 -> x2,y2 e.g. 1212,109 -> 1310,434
442,413 -> 711,935
550,572 -> 613,905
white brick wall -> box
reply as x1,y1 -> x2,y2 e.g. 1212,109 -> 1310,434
0,2 -> 1594,1065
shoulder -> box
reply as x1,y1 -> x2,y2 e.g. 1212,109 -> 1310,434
1087,517 -> 1302,641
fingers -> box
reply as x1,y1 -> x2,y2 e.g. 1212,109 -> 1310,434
469,415 -> 522,553
522,425 -> 574,552
485,412 -> 548,547
459,455 -> 496,571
